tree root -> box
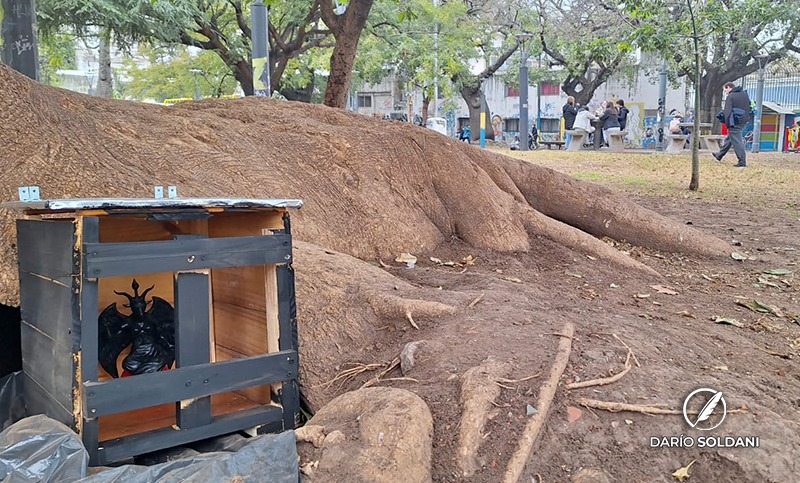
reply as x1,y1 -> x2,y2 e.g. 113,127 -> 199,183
578,398 -> 748,416
566,335 -> 636,390
456,358 -> 512,477
503,322 -> 575,483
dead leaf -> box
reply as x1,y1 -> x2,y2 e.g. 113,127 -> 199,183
712,365 -> 728,371
757,277 -> 781,288
736,299 -> 776,314
567,406 -> 582,423
731,252 -> 747,261
764,268 -> 793,276
395,253 -> 417,264
679,311 -> 696,318
624,419 -> 633,425
650,284 -> 679,295
430,257 -> 442,264
565,271 -> 583,278
460,255 -> 476,265
672,460 -> 696,481
701,274 -> 714,281
714,317 -> 743,328
501,276 -> 523,284
633,293 -> 650,299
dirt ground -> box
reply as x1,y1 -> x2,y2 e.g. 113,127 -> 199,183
2,64 -> 799,482
343,192 -> 800,482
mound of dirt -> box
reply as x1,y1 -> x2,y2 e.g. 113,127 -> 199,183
0,64 -> 729,307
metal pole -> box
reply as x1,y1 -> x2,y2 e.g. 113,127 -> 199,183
432,0 -> 439,116
752,57 -> 766,153
537,54 -> 542,131
251,1 -> 270,97
519,48 -> 529,151
657,59 -> 667,151
480,96 -> 487,148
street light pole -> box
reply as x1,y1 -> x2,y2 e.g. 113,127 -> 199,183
251,1 -> 270,97
432,0 -> 439,117
515,33 -> 533,151
752,54 -> 768,153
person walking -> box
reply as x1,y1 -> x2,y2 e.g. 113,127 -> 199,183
599,100 -> 620,146
713,82 -> 751,168
562,96 -> 578,148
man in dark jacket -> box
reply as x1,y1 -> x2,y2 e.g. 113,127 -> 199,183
713,82 -> 751,168
562,96 -> 578,148
616,100 -> 630,131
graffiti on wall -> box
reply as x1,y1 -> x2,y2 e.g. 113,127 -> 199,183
491,114 -> 503,138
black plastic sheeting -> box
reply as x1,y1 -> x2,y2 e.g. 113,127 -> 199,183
0,373 -> 300,482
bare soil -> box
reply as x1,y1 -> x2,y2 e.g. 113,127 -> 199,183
2,65 -> 799,482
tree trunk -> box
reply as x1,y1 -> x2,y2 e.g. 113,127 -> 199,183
699,74 -> 723,132
95,28 -> 114,98
323,0 -> 374,108
421,94 -> 430,126
281,80 -> 315,103
461,84 -> 494,141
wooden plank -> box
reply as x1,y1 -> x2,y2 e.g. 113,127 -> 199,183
207,211 -> 285,237
20,322 -> 74,411
84,234 -> 292,277
214,346 -> 271,404
96,405 -> 283,465
174,272 -> 212,429
211,265 -> 266,312
22,372 -> 74,428
276,263 -> 299,430
19,271 -> 77,350
17,219 -> 75,282
99,216 -> 209,243
212,302 -> 268,356
98,392 -> 263,441
83,350 -> 297,417
265,265 -> 280,355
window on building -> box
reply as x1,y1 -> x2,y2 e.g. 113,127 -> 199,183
540,118 -> 561,133
541,83 -> 560,96
506,85 -> 520,97
357,95 -> 372,108
505,118 -> 520,133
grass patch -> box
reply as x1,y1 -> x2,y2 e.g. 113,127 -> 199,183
499,148 -> 800,215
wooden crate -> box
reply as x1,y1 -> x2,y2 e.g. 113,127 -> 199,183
9,198 -> 301,465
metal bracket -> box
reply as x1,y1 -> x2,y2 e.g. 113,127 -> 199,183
18,186 -> 40,202
154,186 -> 164,199
168,186 -> 178,199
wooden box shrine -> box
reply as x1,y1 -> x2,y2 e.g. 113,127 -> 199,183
4,197 -> 302,465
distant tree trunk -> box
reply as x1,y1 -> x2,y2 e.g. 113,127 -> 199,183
320,0 -> 374,108
95,28 -> 114,98
281,79 -> 315,102
461,84 -> 494,141
421,93 -> 430,125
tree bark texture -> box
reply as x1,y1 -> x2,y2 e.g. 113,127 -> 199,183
95,29 -> 114,98
322,0 -> 374,108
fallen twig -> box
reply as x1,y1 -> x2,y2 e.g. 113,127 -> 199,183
566,352 -> 632,390
495,381 -> 516,390
405,311 -> 419,330
578,398 -> 748,416
360,357 -> 401,388
612,334 -> 640,367
315,362 -> 385,389
503,322 -> 575,483
467,293 -> 485,308
362,376 -> 419,387
497,373 -> 542,384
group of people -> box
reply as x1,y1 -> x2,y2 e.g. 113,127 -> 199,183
562,97 -> 629,148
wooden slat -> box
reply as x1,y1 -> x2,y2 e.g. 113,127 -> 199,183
214,346 -> 271,404
17,219 -> 75,282
174,272 -> 212,429
83,350 -> 297,417
97,405 -> 283,464
207,211 -> 285,237
20,322 -> 74,411
212,302 -> 268,356
98,216 -> 209,243
19,271 -> 76,350
211,265 -> 266,312
84,234 -> 292,277
98,391 -> 262,441
22,372 -> 74,428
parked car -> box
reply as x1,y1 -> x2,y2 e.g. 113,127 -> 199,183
425,117 -> 447,135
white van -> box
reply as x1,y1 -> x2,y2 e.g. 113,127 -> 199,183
425,117 -> 447,136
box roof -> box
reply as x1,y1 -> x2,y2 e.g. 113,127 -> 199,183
0,197 -> 303,213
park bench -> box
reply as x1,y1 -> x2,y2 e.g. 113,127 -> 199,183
540,140 -> 565,150
607,130 -> 628,152
700,134 -> 726,151
565,130 -> 588,151
665,134 -> 689,154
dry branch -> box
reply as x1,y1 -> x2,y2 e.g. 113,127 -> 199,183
566,352 -> 632,390
468,293 -> 485,308
578,398 -> 748,416
503,322 -> 575,483
406,311 -> 419,330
